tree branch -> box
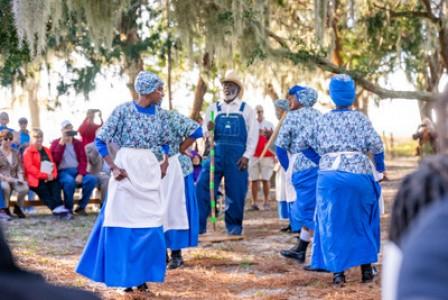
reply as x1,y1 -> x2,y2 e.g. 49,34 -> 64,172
372,2 -> 439,23
267,44 -> 437,102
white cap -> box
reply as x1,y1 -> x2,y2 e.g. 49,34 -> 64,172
60,120 -> 72,130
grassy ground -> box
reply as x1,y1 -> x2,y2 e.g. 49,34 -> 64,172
3,157 -> 417,300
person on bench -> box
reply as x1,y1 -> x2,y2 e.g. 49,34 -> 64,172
85,139 -> 118,204
23,128 -> 71,219
0,130 -> 28,219
51,121 -> 97,216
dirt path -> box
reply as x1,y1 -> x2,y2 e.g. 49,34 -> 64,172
4,157 -> 417,299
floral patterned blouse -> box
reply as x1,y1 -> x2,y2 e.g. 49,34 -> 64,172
310,109 -> 384,175
96,102 -> 170,159
154,110 -> 200,176
276,107 -> 322,173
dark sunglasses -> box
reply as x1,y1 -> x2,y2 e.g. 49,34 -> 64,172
3,137 -> 13,141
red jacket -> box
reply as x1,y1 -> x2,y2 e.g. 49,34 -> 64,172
50,138 -> 88,176
23,145 -> 58,188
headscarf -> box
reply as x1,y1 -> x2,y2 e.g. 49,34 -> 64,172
134,71 -> 163,96
329,74 -> 356,107
288,85 -> 306,95
274,99 -> 290,112
295,87 -> 318,107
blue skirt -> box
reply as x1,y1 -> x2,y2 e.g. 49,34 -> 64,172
289,201 -> 301,232
76,207 -> 166,287
291,167 -> 318,230
310,171 -> 381,273
277,201 -> 290,220
165,174 -> 199,250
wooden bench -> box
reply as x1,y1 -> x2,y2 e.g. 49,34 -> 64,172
7,189 -> 102,208
9,198 -> 102,208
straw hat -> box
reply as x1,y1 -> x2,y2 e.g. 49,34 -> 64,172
221,70 -> 244,99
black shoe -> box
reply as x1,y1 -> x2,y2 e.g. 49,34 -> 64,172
280,249 -> 306,263
280,238 -> 309,263
280,224 -> 291,232
123,287 -> 133,293
333,272 -> 346,286
74,207 -> 87,216
4,208 -> 12,217
137,283 -> 148,292
168,251 -> 184,269
303,265 -> 329,273
13,205 -> 26,218
361,264 -> 375,283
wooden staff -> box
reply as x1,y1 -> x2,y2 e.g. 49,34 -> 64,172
209,110 -> 217,231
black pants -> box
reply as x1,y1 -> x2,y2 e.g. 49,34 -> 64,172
31,180 -> 63,211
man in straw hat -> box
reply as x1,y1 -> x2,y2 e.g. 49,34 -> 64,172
196,70 -> 258,235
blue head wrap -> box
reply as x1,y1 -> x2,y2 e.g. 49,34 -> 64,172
288,85 -> 306,95
295,87 -> 318,107
134,71 -> 163,95
274,99 -> 290,112
329,74 -> 356,107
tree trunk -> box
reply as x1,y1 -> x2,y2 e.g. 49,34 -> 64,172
124,61 -> 142,100
166,0 -> 173,110
25,77 -> 41,128
190,76 -> 207,121
264,83 -> 279,101
120,2 -> 143,100
418,100 -> 433,120
190,52 -> 211,121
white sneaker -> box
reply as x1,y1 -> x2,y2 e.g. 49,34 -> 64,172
52,205 -> 69,214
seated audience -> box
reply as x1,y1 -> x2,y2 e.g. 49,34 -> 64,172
23,128 -> 71,219
17,117 -> 30,153
0,130 -> 28,218
51,121 -> 97,215
85,140 -> 117,203
0,185 -> 10,221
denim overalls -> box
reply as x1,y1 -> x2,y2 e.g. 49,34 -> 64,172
197,102 -> 249,235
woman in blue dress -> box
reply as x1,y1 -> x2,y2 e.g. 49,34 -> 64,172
273,99 -> 292,224
156,109 -> 202,269
76,71 -> 170,293
276,87 -> 321,264
309,74 -> 385,285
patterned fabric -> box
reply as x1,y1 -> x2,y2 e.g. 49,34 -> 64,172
134,71 -> 163,95
310,109 -> 384,174
274,99 -> 289,112
153,110 -> 199,176
329,74 -> 356,107
295,87 -> 318,107
276,107 -> 322,172
288,85 -> 306,95
96,102 -> 169,159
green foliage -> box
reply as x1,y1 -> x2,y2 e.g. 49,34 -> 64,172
0,0 -> 30,86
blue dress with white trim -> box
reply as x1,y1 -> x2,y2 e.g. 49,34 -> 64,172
276,107 -> 321,230
158,110 -> 202,251
76,102 -> 170,287
309,109 -> 385,273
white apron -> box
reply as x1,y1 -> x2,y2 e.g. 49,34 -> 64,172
285,153 -> 299,202
275,153 -> 297,203
103,148 -> 163,228
161,154 -> 189,231
322,151 -> 385,214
